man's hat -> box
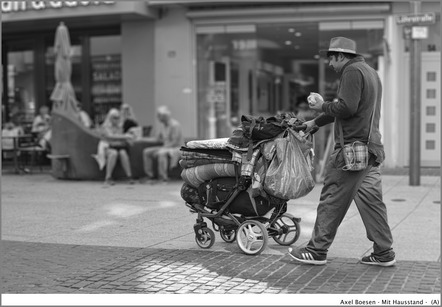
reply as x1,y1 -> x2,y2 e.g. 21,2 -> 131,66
319,37 -> 361,56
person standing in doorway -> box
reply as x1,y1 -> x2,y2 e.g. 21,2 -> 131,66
288,37 -> 395,267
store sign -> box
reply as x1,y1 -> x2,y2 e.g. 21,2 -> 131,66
396,12 -> 436,25
411,26 -> 429,39
207,84 -> 226,104
1,1 -> 115,13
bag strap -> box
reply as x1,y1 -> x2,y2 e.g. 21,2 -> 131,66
337,97 -> 378,147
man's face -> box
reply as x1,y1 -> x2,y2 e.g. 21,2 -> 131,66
157,113 -> 166,123
328,54 -> 344,73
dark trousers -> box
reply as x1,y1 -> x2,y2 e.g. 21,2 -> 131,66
306,148 -> 394,258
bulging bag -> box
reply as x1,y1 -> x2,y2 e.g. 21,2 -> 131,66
263,130 -> 315,199
342,141 -> 369,171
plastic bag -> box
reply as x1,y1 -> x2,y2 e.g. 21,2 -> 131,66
263,129 -> 315,199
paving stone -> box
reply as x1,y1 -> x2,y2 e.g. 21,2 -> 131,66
1,240 -> 441,296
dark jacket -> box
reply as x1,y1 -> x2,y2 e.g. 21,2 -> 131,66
314,56 -> 385,164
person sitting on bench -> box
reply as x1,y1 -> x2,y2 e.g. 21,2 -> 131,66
142,105 -> 183,183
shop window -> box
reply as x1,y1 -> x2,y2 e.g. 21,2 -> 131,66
90,35 -> 122,125
196,20 -> 384,139
427,71 -> 436,82
426,106 -> 436,115
5,47 -> 35,131
426,123 -> 436,133
426,140 -> 436,150
426,89 -> 436,99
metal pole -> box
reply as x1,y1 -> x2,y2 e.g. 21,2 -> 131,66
409,1 -> 421,186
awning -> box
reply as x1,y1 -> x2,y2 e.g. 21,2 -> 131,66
147,1 -> 391,22
147,0 -> 275,5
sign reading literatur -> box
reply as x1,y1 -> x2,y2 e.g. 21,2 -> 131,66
1,1 -> 115,13
396,12 -> 436,25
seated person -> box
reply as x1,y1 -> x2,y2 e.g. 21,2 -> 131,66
142,105 -> 183,183
99,108 -> 135,185
120,103 -> 140,139
32,105 -> 52,151
77,101 -> 93,128
2,120 -> 24,159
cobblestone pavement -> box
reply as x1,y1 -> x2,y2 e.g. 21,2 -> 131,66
1,240 -> 440,295
1,173 -> 440,306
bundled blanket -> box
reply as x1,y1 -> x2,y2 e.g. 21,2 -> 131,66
181,163 -> 237,188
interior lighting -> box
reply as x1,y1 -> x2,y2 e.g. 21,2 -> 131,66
288,28 -> 295,33
285,40 -> 292,45
294,45 -> 300,50
295,32 -> 302,37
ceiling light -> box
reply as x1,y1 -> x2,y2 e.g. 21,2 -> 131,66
288,28 -> 295,33
285,40 -> 292,45
295,32 -> 302,37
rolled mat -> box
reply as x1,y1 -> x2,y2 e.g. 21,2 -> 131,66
179,158 -> 235,169
181,163 -> 237,188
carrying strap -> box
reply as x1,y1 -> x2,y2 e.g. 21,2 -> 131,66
338,98 -> 377,148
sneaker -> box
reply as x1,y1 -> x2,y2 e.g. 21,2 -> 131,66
288,247 -> 327,265
360,254 -> 396,267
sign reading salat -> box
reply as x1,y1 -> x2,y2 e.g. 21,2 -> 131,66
1,1 -> 115,13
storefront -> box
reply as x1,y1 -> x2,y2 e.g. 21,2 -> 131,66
3,1 -> 440,168
2,0 -> 157,129
192,11 -> 386,139
150,0 -> 440,168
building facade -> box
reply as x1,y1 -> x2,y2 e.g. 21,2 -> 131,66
2,1 -> 440,168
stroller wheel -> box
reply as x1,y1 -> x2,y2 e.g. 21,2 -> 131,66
270,213 -> 301,246
195,227 -> 215,249
220,227 -> 236,243
236,220 -> 268,255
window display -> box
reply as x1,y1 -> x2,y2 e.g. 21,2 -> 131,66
91,54 -> 122,125
90,35 -> 122,125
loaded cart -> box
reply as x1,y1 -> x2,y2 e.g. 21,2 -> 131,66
179,113 -> 316,255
